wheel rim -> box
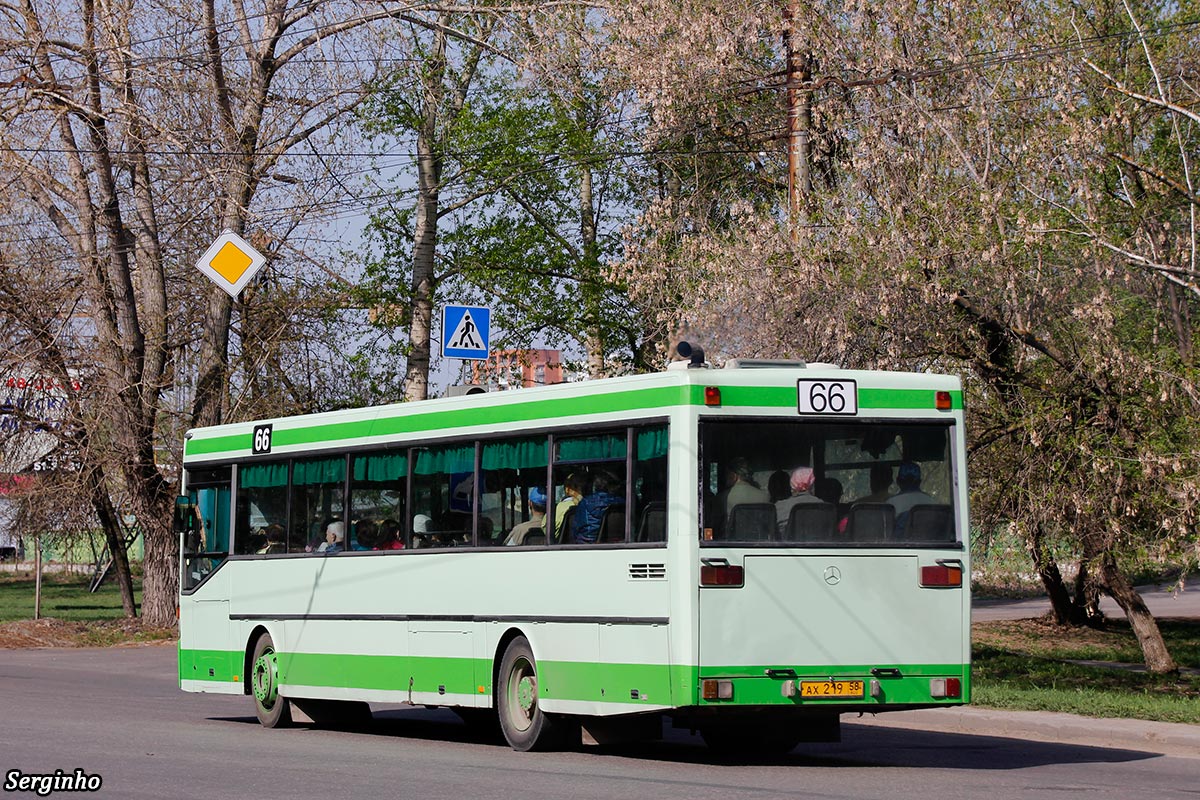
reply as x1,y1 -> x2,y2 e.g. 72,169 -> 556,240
505,655 -> 537,733
252,647 -> 279,710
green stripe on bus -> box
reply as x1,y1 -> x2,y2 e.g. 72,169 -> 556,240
185,385 -> 962,458
179,647 -> 241,684
697,663 -> 970,706
179,648 -> 968,707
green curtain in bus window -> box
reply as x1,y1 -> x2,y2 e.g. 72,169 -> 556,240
292,457 -> 345,485
353,452 -> 408,482
239,462 -> 288,489
636,426 -> 668,459
482,437 -> 548,470
415,445 -> 475,475
557,433 -> 625,462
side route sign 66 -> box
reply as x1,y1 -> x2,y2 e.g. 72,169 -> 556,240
252,424 -> 273,454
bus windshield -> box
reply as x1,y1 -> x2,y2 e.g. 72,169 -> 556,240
701,419 -> 957,545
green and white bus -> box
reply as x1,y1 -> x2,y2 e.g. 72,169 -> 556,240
177,354 -> 970,752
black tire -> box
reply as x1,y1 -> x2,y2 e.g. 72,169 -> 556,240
496,636 -> 564,751
250,632 -> 292,728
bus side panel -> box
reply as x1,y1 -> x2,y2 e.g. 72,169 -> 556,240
178,568 -> 241,694
216,550 -> 673,715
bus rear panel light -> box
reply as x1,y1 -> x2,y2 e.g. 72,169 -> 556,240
700,564 -> 744,587
701,679 -> 734,700
930,677 -> 961,699
920,564 -> 962,587
936,391 -> 952,410
704,386 -> 722,406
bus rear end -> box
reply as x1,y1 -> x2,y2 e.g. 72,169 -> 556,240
684,371 -> 969,751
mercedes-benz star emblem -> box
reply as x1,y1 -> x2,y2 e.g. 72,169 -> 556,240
823,566 -> 842,585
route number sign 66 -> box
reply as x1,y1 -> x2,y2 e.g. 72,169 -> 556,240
797,379 -> 857,416
252,424 -> 273,454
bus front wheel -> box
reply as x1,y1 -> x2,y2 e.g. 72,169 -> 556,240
497,636 -> 564,751
250,632 -> 293,728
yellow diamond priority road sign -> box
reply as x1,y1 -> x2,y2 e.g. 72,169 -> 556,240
196,230 -> 267,298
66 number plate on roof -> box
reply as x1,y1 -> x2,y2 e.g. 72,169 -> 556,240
800,679 -> 864,698
797,379 -> 857,415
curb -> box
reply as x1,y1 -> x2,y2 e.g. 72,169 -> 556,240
848,706 -> 1200,759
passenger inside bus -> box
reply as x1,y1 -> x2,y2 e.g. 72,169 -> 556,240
505,486 -> 547,546
553,472 -> 588,543
775,467 -> 825,531
573,468 -> 623,543
376,519 -> 404,550
352,519 -> 378,550
316,520 -> 345,553
256,524 -> 286,555
717,456 -> 770,521
889,461 -> 936,536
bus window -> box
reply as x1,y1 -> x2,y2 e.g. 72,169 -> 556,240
701,420 -> 956,546
552,430 -> 628,544
412,443 -> 475,547
633,425 -> 668,542
290,456 -> 345,553
481,436 -> 548,547
350,451 -> 407,550
236,461 -> 288,554
181,465 -> 231,590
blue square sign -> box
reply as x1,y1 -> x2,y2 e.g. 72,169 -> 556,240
441,305 -> 490,360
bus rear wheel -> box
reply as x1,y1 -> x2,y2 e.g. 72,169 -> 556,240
497,636 -> 564,751
250,632 -> 293,728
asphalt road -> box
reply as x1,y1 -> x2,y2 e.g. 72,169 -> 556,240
1,645 -> 1197,800
973,578 -> 1200,622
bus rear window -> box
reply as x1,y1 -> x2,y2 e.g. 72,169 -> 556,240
701,420 -> 957,546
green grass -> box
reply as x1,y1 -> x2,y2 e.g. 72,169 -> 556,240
0,572 -> 143,623
973,618 -> 1200,724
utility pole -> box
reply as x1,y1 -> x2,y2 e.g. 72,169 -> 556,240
784,0 -> 812,239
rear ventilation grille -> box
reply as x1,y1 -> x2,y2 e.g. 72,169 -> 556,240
629,563 -> 667,580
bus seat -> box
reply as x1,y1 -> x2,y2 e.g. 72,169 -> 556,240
726,503 -> 776,541
846,503 -> 894,543
785,502 -> 838,542
904,504 -> 954,542
636,501 -> 667,542
597,505 -> 626,543
523,529 -> 546,546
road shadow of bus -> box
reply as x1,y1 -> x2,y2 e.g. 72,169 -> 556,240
213,707 -> 1159,769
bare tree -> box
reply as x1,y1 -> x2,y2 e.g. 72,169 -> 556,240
0,0 -> 584,626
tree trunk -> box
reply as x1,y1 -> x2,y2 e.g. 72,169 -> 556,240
1097,553 -> 1177,673
403,28 -> 448,403
1026,523 -> 1076,624
88,469 -> 137,618
580,164 -> 606,377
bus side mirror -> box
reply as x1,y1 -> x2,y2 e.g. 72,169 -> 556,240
174,496 -> 195,536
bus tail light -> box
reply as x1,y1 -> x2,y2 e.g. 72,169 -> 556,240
920,563 -> 962,587
701,679 -> 734,700
930,677 -> 961,698
704,386 -> 721,406
936,391 -> 952,410
700,560 -> 744,587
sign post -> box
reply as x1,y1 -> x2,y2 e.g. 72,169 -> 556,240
195,230 -> 268,298
441,305 -> 491,360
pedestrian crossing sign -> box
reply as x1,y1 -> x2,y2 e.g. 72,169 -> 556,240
441,305 -> 491,360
